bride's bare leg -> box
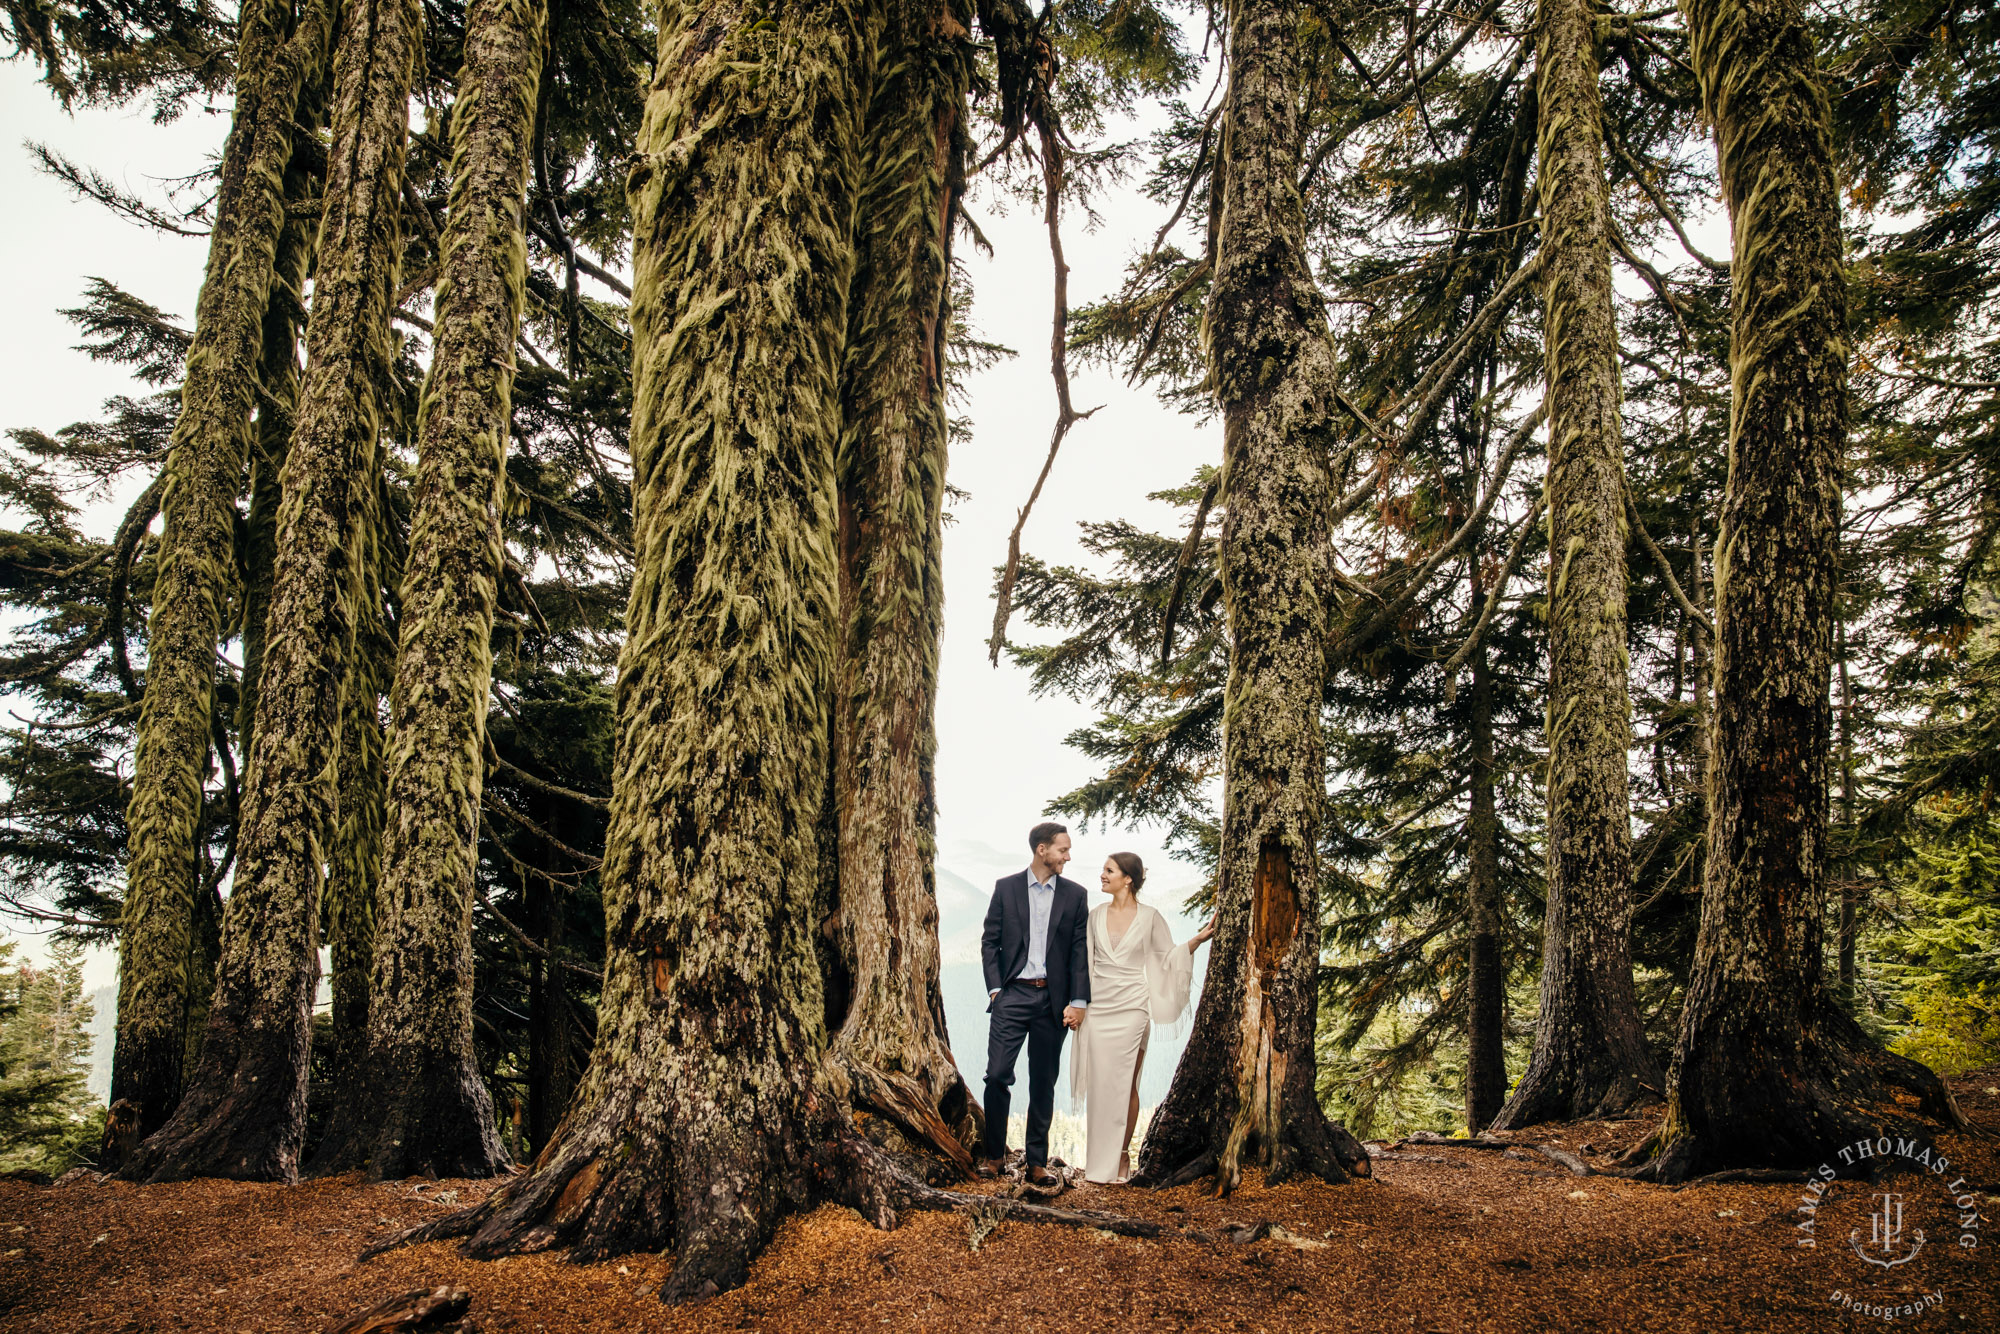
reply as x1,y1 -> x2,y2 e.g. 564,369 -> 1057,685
1119,1045 -> 1147,1174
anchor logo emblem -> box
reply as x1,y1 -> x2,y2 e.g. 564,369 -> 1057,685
1849,1192 -> 1926,1268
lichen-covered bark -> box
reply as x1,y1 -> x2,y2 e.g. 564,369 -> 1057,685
824,0 -> 978,1172
322,479 -> 388,1089
1637,0 -> 1961,1181
239,144 -> 320,757
1464,605 -> 1507,1132
311,0 -> 547,1180
1493,0 -> 1662,1130
125,0 -> 420,1184
113,0 -> 332,1140
402,1 -> 872,1299
1135,0 -> 1368,1194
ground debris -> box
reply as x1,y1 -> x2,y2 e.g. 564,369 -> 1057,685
329,1283 -> 474,1333
0,1066 -> 1993,1332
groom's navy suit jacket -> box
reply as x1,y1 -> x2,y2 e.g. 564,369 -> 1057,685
981,871 -> 1091,1022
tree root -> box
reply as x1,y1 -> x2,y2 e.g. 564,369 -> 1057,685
1669,1168 -> 1812,1190
836,1057 -> 977,1179
1617,1000 -> 1970,1186
359,1131 -> 1168,1294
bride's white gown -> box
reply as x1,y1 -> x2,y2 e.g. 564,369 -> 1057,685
1070,902 -> 1195,1183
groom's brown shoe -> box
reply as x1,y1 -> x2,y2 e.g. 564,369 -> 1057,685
1025,1165 -> 1059,1187
974,1158 -> 1001,1179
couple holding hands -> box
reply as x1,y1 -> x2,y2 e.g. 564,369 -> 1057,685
979,821 -> 1215,1186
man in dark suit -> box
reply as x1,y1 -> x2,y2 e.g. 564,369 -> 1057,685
979,821 -> 1090,1184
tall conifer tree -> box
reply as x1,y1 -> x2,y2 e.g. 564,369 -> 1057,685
112,0 -> 332,1138
1633,0 -> 1962,1180
125,0 -> 422,1182
310,0 -> 550,1180
1136,0 -> 1369,1193
1494,0 -> 1663,1129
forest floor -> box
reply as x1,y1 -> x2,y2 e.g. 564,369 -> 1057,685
3,1067 -> 1996,1334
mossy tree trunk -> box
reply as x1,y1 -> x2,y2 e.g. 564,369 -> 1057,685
1492,0 -> 1663,1130
1634,0 -> 1962,1181
124,0 -> 420,1184
1464,564 -> 1508,1132
824,0 -> 979,1172
310,0 -> 548,1180
396,0 -> 875,1299
321,470 -> 389,1090
113,0 -> 333,1140
1134,0 -> 1369,1194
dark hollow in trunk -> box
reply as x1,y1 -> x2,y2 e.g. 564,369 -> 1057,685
1633,0 -> 1963,1182
124,0 -> 420,1184
1133,0 -> 1369,1195
1492,0 -> 1663,1131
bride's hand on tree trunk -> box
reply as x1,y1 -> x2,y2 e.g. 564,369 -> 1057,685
1190,913 -> 1217,951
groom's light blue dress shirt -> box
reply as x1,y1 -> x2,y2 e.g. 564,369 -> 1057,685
1020,867 -> 1087,1009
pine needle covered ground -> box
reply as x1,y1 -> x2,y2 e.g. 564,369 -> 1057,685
3,1069 -> 1995,1332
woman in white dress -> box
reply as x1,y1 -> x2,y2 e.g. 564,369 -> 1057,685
1071,852 -> 1214,1183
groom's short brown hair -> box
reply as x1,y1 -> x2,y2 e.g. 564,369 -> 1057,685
1028,821 -> 1068,854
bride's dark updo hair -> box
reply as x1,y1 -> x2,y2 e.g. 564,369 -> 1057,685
1109,851 -> 1146,893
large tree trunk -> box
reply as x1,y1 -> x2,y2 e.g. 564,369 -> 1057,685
824,0 -> 978,1173
124,0 -> 421,1183
1492,0 -> 1663,1130
386,0 -> 872,1299
311,0 -> 547,1180
1134,0 -> 1368,1195
1634,0 -> 1962,1182
240,140 -> 320,757
1463,574 -> 1507,1132
113,0 -> 333,1140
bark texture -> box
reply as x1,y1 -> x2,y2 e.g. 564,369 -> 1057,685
125,0 -> 420,1183
1637,0 -> 1961,1180
1494,0 -> 1663,1129
323,485 -> 389,1089
113,0 -> 332,1139
398,1 -> 873,1299
309,0 -> 547,1181
824,0 -> 979,1172
1463,604 -> 1507,1132
1134,0 -> 1368,1194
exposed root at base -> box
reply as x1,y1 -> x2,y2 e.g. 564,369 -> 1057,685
358,1133 -> 1168,1299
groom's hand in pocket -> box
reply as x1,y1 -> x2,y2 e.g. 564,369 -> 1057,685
1062,1005 -> 1085,1030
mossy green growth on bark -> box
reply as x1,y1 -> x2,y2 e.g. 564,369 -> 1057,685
388,0 -> 876,1299
1492,0 -> 1662,1131
113,0 -> 333,1141
125,0 -> 421,1185
1136,0 -> 1367,1195
824,0 -> 979,1171
310,0 -> 548,1181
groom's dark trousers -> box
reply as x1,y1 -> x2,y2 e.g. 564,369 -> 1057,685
981,870 -> 1090,1168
